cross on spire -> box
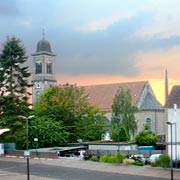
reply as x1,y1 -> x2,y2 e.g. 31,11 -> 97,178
42,29 -> 45,40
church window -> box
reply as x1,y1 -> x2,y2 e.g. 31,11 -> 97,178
36,62 -> 42,74
36,83 -> 41,89
146,118 -> 152,131
47,62 -> 52,74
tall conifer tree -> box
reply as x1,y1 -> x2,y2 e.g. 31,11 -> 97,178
0,36 -> 31,148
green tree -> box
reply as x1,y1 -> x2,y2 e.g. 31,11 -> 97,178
110,87 -> 138,141
110,125 -> 129,142
31,84 -> 105,147
0,36 -> 31,149
28,116 -> 69,148
135,124 -> 157,146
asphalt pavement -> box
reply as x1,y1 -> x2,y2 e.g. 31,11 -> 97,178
0,156 -> 180,180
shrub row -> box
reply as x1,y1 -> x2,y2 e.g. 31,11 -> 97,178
99,153 -> 125,163
89,152 -> 171,168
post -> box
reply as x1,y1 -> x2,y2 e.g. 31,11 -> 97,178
170,123 -> 173,180
26,117 -> 30,180
117,116 -> 121,152
118,122 -> 120,152
18,115 -> 34,180
173,104 -> 177,168
33,126 -> 38,157
175,123 -> 177,168
166,121 -> 176,180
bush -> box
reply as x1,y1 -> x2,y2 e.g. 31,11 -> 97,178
108,156 -> 116,163
132,161 -> 145,166
159,154 -> 170,168
115,152 -> 125,163
90,156 -> 99,162
123,158 -> 134,165
83,150 -> 94,160
151,162 -> 157,167
99,155 -> 110,163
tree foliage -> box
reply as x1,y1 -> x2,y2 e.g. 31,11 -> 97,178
0,36 -> 31,149
31,85 -> 105,148
135,124 -> 157,146
110,87 -> 138,141
110,124 -> 129,142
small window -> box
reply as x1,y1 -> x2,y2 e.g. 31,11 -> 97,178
36,83 -> 40,89
146,118 -> 152,131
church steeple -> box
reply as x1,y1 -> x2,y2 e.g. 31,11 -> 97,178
31,34 -> 57,103
165,69 -> 169,105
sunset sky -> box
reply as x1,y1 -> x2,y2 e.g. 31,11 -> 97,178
1,0 -> 180,105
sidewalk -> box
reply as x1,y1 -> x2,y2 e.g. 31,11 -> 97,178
42,157 -> 180,179
1,157 -> 180,180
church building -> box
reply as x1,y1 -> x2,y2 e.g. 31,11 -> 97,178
31,36 -> 166,142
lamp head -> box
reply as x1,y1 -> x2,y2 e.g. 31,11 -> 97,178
166,121 -> 176,125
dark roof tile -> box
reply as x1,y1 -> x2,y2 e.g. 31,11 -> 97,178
165,85 -> 180,108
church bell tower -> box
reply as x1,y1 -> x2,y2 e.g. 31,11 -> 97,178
31,33 -> 57,103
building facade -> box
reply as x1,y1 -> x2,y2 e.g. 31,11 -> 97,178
84,81 -> 166,139
165,85 -> 180,161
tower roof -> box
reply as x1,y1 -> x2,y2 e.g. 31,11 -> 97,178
36,39 -> 52,53
32,32 -> 55,56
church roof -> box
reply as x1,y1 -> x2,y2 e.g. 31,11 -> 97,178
140,92 -> 164,110
84,81 -> 163,111
165,85 -> 180,108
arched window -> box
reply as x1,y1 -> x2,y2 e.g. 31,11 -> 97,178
146,118 -> 152,131
35,62 -> 42,74
47,63 -> 52,74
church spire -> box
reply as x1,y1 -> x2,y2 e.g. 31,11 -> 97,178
165,68 -> 169,105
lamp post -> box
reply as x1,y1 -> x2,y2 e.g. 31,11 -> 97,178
116,115 -> 122,152
19,115 -> 34,180
166,121 -> 176,180
118,119 -> 120,152
26,115 -> 34,180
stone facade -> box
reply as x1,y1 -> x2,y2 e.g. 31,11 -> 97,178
135,110 -> 166,135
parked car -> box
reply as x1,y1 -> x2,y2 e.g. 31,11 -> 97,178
148,154 -> 162,163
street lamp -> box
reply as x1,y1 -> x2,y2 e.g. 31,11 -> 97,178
18,115 -> 34,180
166,121 -> 176,180
26,115 -> 34,180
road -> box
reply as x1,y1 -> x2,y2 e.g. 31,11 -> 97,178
0,157 -> 179,180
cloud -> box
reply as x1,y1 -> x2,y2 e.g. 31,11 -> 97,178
76,17 -> 119,32
55,12 -> 150,77
0,0 -> 19,16
18,20 -> 32,27
134,0 -> 180,38
76,12 -> 134,32
136,45 -> 180,78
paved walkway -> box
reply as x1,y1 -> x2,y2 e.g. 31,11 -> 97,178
1,157 -> 180,180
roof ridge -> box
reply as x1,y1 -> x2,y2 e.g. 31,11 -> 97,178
82,80 -> 147,88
